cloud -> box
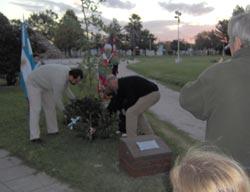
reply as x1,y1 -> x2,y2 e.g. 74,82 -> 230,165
178,24 -> 215,42
142,20 -> 215,42
103,0 -> 135,10
101,18 -> 215,43
158,1 -> 214,16
143,20 -> 187,30
10,0 -> 81,14
9,2 -> 44,12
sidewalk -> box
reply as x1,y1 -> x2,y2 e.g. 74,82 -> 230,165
0,149 -> 77,192
118,60 -> 206,141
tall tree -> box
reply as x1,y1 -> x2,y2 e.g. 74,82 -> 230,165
105,18 -> 123,49
0,12 -> 20,85
232,5 -> 245,16
54,10 -> 84,56
80,0 -> 105,92
28,9 -> 58,41
195,30 -> 222,51
209,30 -> 223,51
125,14 -> 143,54
140,29 -> 156,50
195,31 -> 211,49
215,19 -> 229,44
81,0 -> 105,49
170,39 -> 189,51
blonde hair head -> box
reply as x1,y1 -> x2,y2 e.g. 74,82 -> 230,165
170,148 -> 250,192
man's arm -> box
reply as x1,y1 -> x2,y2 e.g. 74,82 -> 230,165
53,82 -> 66,111
179,78 -> 209,121
107,94 -> 122,113
65,86 -> 75,100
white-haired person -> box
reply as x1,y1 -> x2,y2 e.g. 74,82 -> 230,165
179,13 -> 250,170
170,148 -> 250,192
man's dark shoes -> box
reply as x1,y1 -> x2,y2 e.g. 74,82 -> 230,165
30,138 -> 44,144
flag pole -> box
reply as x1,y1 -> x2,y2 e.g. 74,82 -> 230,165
21,14 -> 30,136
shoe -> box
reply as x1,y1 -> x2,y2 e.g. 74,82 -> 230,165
30,138 -> 44,144
115,130 -> 121,135
121,133 -> 127,138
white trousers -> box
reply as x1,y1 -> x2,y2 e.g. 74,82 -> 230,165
26,80 -> 58,140
126,91 -> 160,137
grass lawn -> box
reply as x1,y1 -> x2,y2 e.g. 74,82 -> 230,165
146,112 -> 199,156
128,55 -> 222,90
0,86 -> 196,192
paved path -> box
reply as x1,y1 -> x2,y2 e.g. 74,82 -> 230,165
118,60 -> 206,141
0,149 -> 77,192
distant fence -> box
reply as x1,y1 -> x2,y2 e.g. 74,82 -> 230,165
62,48 -> 222,58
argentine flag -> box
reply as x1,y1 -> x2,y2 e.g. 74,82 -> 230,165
20,22 -> 37,98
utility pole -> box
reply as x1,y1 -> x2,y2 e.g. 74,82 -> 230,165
175,10 -> 182,64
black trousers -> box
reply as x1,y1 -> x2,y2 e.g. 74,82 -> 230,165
118,112 -> 126,133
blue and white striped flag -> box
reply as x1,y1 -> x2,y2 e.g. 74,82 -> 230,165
20,22 -> 36,98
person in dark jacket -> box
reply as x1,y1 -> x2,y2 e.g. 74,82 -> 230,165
106,75 -> 160,137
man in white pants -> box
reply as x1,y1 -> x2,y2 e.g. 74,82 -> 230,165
26,64 -> 83,143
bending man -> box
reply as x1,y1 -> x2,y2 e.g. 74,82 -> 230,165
26,64 -> 83,142
106,75 -> 160,137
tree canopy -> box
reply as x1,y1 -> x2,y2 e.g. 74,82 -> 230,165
28,9 -> 58,41
0,12 -> 21,85
195,30 -> 222,50
125,14 -> 143,50
54,10 -> 84,56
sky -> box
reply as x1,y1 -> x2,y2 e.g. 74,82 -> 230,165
0,0 -> 249,43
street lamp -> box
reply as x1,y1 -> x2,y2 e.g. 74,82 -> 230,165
175,10 -> 181,64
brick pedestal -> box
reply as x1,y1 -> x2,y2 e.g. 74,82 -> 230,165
119,135 -> 172,177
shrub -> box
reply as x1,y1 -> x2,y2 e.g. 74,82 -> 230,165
64,97 -> 118,140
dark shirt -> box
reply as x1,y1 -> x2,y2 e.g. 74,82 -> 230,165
108,76 -> 158,112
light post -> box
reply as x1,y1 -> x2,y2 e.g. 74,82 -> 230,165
175,10 -> 181,63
